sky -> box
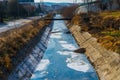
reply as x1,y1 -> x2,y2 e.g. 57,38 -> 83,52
34,0 -> 83,3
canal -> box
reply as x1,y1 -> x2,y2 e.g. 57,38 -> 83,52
30,15 -> 98,80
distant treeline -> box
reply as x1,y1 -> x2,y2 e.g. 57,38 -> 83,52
83,0 -> 120,11
61,4 -> 79,18
0,0 -> 42,23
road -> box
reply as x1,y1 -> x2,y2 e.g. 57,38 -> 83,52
0,16 -> 43,33
30,15 -> 99,80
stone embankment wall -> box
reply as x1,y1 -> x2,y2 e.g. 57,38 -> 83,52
69,25 -> 120,80
8,22 -> 53,80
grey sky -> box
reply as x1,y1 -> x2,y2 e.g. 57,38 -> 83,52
34,0 -> 83,3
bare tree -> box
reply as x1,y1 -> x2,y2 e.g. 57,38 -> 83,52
82,0 -> 93,12
0,3 -> 4,23
8,0 -> 19,18
97,0 -> 108,11
108,0 -> 113,10
61,5 -> 79,18
116,0 -> 120,9
0,2 -> 6,23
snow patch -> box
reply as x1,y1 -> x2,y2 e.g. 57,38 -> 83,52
35,59 -> 50,71
57,51 -> 74,55
66,58 -> 89,72
61,43 -> 77,50
50,34 -> 62,39
66,53 -> 93,72
59,41 -> 68,44
31,74 -> 36,78
31,71 -> 48,79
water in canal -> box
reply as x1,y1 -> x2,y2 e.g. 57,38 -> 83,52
30,15 -> 98,80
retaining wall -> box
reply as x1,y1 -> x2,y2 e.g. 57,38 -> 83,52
8,22 -> 53,80
69,25 -> 120,80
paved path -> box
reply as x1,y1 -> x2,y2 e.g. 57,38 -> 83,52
0,16 -> 42,33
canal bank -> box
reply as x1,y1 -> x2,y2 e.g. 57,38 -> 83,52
69,25 -> 120,80
8,20 -> 53,80
30,15 -> 98,80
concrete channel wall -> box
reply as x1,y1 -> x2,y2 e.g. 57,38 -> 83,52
69,25 -> 120,80
8,21 -> 53,80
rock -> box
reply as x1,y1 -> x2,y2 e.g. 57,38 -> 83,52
74,48 -> 86,53
65,31 -> 71,34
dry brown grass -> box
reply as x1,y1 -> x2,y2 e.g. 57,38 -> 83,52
100,11 -> 120,18
0,14 -> 53,79
97,35 -> 120,53
71,11 -> 120,54
71,15 -> 81,25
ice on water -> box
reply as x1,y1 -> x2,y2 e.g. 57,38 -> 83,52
31,15 -> 98,80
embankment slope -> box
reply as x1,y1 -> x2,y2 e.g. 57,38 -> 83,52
69,25 -> 120,80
